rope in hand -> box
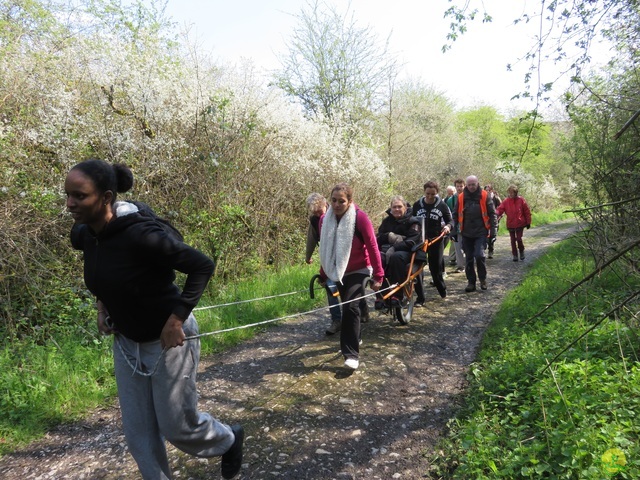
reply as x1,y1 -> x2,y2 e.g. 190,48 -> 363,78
184,283 -> 398,341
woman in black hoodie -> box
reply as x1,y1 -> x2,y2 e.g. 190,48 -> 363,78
65,159 -> 243,480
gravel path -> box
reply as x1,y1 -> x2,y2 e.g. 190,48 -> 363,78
0,222 -> 577,480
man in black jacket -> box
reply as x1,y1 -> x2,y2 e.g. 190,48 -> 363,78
412,181 -> 453,300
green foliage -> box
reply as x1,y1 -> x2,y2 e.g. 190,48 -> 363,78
429,237 -> 640,479
0,296 -> 115,454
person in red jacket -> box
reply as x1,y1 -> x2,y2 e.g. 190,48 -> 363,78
496,184 -> 532,261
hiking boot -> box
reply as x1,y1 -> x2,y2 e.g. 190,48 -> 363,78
325,319 -> 341,335
513,255 -> 519,262
520,252 -> 525,260
344,358 -> 359,370
487,253 -> 493,259
480,280 -> 487,290
389,296 -> 401,307
374,299 -> 385,310
221,425 -> 244,479
465,283 -> 476,292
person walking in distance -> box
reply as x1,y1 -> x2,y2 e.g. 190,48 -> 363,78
454,175 -> 497,292
496,184 -> 532,261
444,185 -> 457,268
483,184 -> 502,259
318,183 -> 384,370
65,159 -> 244,480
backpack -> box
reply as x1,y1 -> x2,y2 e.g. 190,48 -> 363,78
131,201 -> 184,242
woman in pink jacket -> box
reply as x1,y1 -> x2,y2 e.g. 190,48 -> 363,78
496,185 -> 532,262
319,183 -> 384,370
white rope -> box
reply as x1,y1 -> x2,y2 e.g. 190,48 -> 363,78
193,289 -> 314,311
114,335 -> 167,378
115,283 -> 397,376
185,283 -> 397,341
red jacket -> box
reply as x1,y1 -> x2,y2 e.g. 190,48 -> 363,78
496,196 -> 531,229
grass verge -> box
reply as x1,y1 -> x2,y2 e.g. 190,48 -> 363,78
428,233 -> 640,479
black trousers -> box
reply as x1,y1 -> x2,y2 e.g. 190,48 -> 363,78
337,272 -> 369,360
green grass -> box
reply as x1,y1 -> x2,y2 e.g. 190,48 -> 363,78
0,262 -> 324,454
497,208 -> 573,238
530,208 -> 574,226
195,262 -> 322,354
429,235 -> 640,479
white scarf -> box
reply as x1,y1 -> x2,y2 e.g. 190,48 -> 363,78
319,203 -> 356,283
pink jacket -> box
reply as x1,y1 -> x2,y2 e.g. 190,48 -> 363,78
496,196 -> 531,229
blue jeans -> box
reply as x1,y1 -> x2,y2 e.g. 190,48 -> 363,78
461,236 -> 487,285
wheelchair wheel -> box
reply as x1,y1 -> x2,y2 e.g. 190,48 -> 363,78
394,286 -> 415,325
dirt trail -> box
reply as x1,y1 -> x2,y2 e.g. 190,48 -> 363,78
0,222 -> 577,480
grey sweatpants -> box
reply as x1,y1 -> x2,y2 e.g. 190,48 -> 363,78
113,315 -> 234,480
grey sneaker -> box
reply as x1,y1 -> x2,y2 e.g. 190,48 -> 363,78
325,319 -> 341,335
465,283 -> 476,292
513,255 -> 519,262
480,280 -> 487,290
520,252 -> 525,260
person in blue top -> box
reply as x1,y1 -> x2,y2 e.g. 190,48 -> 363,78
65,158 -> 243,480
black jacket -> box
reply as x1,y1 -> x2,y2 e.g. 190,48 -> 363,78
453,187 -> 498,238
376,206 -> 422,251
71,202 -> 215,342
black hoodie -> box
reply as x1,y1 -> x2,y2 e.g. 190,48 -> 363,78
411,195 -> 454,239
376,205 -> 422,251
71,202 -> 215,342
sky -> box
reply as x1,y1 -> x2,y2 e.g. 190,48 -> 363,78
162,0 -> 606,114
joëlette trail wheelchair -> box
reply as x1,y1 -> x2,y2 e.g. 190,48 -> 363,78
366,231 -> 446,325
310,232 -> 445,326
